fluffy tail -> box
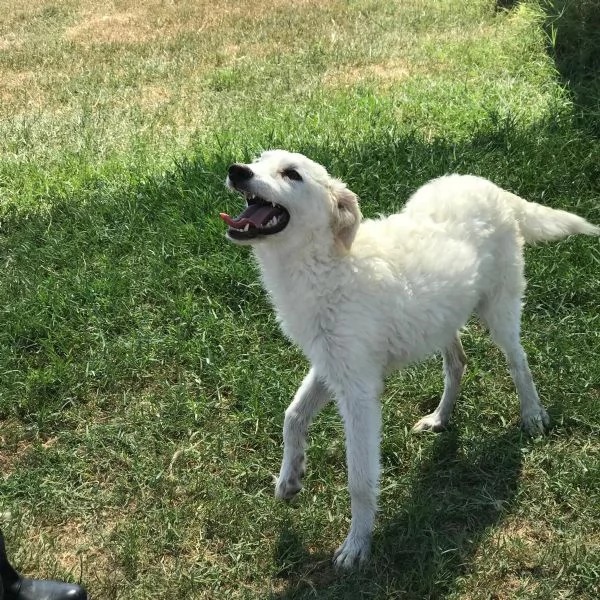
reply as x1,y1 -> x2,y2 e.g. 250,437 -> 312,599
506,192 -> 600,244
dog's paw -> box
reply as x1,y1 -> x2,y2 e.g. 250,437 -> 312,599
333,533 -> 371,569
275,475 -> 303,501
412,413 -> 447,433
275,457 -> 305,501
521,406 -> 550,436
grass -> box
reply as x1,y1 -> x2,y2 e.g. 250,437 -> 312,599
0,0 -> 599,598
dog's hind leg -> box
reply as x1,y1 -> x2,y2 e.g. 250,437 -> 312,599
413,333 -> 467,432
477,293 -> 550,435
275,367 -> 331,501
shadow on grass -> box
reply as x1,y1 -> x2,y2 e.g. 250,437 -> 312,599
497,1 -> 600,126
541,1 -> 599,133
271,428 -> 525,599
4,112 -> 597,427
495,0 -> 520,11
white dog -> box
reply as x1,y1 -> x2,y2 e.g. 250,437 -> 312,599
220,149 -> 598,568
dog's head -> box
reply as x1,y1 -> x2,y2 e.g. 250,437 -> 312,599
220,150 -> 362,253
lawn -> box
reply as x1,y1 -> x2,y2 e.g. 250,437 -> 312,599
0,0 -> 599,598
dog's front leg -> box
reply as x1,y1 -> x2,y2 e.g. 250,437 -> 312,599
333,380 -> 383,569
275,368 -> 331,501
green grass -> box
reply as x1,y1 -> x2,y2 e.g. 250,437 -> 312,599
0,1 -> 599,598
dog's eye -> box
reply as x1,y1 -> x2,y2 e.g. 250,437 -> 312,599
282,168 -> 302,181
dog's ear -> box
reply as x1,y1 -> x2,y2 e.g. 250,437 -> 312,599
331,182 -> 362,253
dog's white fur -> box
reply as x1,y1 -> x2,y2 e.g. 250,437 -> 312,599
223,149 -> 599,568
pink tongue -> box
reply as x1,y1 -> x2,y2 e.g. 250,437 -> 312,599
219,204 -> 281,230
219,213 -> 242,227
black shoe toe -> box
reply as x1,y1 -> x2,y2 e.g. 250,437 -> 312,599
6,577 -> 87,600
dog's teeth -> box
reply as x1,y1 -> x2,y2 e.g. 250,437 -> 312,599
243,224 -> 250,231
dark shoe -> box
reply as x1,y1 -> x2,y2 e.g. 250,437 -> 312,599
3,577 -> 87,600
1,529 -> 86,600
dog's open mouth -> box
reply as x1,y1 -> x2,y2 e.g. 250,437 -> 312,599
220,193 -> 290,240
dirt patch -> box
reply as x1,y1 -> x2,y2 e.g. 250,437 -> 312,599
458,518 -> 556,600
489,517 -> 554,553
323,59 -> 410,88
138,84 -> 172,109
0,438 -> 33,478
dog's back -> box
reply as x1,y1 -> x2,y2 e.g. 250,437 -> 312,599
402,174 -> 599,244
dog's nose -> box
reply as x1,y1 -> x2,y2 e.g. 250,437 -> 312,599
228,163 -> 254,185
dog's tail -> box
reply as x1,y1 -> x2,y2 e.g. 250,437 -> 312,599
506,192 -> 600,244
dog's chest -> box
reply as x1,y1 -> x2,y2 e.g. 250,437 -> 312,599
271,282 -> 337,350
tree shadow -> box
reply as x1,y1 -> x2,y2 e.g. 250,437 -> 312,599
533,1 -> 599,133
271,428 -> 525,599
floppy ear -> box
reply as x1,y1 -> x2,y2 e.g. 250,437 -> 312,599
331,182 -> 362,253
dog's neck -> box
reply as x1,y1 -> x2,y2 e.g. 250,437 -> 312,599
251,239 -> 350,351
252,235 -> 343,284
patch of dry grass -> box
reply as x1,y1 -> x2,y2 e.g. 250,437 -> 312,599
64,0 -> 333,45
323,59 -> 411,89
0,0 -> 359,177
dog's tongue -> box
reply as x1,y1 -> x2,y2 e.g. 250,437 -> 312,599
220,203 -> 281,229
